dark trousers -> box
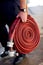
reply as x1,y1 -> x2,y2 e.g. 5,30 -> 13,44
0,1 -> 20,51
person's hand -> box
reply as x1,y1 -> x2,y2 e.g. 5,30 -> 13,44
17,11 -> 27,22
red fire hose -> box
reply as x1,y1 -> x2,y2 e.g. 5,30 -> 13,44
9,15 -> 40,54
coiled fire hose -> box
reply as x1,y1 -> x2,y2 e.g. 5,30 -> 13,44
8,15 -> 40,55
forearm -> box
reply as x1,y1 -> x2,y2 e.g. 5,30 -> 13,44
17,0 -> 28,22
20,0 -> 27,9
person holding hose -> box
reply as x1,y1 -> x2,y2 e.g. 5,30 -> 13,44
0,0 -> 28,64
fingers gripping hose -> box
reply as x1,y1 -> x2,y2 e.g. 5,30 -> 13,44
9,15 -> 40,54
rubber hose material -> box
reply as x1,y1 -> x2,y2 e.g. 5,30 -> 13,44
9,15 -> 40,54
